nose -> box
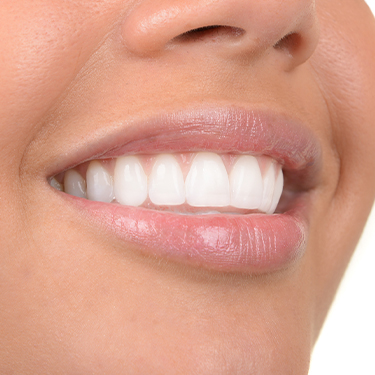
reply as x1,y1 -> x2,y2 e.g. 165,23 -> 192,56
121,0 -> 319,69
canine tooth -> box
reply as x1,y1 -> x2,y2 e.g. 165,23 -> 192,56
149,154 -> 185,205
50,177 -> 63,191
185,152 -> 230,207
114,156 -> 147,206
64,169 -> 86,198
86,161 -> 113,203
267,168 -> 284,214
230,155 -> 263,209
258,163 -> 276,213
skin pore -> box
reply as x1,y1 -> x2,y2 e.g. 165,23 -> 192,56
0,0 -> 375,374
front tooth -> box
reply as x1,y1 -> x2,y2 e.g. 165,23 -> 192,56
114,156 -> 147,206
258,162 -> 276,213
149,154 -> 185,205
268,168 -> 284,214
185,152 -> 230,207
64,169 -> 87,198
86,161 -> 113,203
230,155 -> 263,209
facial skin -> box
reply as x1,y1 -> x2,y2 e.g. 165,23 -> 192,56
0,0 -> 374,373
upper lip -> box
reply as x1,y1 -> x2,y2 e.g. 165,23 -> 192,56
49,104 -> 322,190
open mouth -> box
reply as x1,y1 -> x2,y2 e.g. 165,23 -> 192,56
49,105 -> 322,273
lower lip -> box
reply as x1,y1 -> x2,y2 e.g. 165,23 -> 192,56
72,195 -> 309,273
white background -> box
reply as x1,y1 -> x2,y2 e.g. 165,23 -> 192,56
309,2 -> 375,373
309,204 -> 375,374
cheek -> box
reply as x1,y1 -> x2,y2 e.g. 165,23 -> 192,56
0,1 -> 120,152
313,0 -> 375,158
310,0 -> 375,326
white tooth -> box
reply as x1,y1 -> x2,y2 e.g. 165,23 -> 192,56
149,154 -> 185,206
230,155 -> 263,209
86,161 -> 113,203
258,163 -> 276,213
50,177 -> 63,191
185,152 -> 230,207
64,169 -> 87,198
114,156 -> 147,206
267,168 -> 284,214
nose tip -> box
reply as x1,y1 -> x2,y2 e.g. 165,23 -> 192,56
121,0 -> 319,69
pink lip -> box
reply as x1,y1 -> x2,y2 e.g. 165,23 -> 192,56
58,105 -> 322,273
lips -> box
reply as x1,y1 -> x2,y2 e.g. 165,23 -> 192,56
52,105 -> 322,273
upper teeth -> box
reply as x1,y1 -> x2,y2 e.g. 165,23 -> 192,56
186,152 -> 231,207
54,152 -> 284,214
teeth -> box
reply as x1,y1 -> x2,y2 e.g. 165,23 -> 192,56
185,152 -> 230,207
57,153 -> 284,214
258,162 -> 277,214
64,169 -> 87,198
149,154 -> 185,206
50,177 -> 63,192
268,168 -> 284,214
86,161 -> 114,203
114,156 -> 148,206
230,155 -> 263,209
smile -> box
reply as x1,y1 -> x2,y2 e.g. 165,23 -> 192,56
50,105 -> 322,273
54,152 -> 283,215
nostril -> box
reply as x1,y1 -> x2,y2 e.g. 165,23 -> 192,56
173,25 -> 245,43
273,32 -> 303,55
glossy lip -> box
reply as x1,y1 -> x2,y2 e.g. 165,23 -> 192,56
55,105 -> 322,273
